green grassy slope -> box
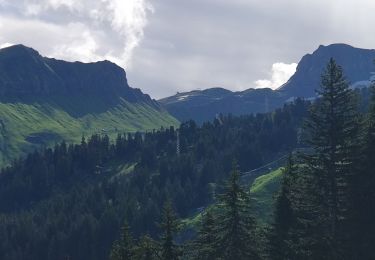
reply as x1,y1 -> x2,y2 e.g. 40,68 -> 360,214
250,168 -> 283,223
0,98 -> 179,166
181,168 -> 284,231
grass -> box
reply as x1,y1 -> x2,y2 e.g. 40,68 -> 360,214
108,162 -> 137,182
180,167 -> 284,231
250,167 -> 284,223
0,97 -> 179,166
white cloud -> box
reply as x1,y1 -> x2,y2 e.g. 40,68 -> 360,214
50,25 -> 101,62
104,0 -> 154,66
255,62 -> 297,89
0,42 -> 13,48
1,0 -> 375,99
0,0 -> 153,68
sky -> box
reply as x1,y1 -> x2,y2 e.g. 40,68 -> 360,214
0,0 -> 375,99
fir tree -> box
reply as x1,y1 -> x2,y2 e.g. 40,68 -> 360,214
193,209 -> 216,259
355,83 -> 375,259
269,154 -> 296,260
109,222 -> 135,260
134,235 -> 159,260
160,200 -> 181,260
298,58 -> 360,259
214,162 -> 259,260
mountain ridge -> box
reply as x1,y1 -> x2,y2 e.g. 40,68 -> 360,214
159,87 -> 286,123
0,44 -> 158,106
279,43 -> 375,97
160,43 -> 375,122
0,44 -> 178,166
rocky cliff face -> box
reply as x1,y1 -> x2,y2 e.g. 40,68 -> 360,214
0,44 -> 154,105
279,44 -> 375,97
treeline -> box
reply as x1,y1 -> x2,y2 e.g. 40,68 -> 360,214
0,97 -> 308,259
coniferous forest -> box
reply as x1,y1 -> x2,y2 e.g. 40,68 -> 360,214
1,59 -> 375,259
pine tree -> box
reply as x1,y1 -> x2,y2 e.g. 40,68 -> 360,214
160,200 -> 181,260
298,58 -> 360,259
214,162 -> 258,260
193,210 -> 216,259
269,154 -> 296,260
109,222 -> 135,260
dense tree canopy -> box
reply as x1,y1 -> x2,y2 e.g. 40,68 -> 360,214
270,59 -> 374,260
0,98 -> 308,259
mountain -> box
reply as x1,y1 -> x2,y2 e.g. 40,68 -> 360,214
279,43 -> 375,97
0,44 -> 156,103
160,44 -> 375,123
0,44 -> 178,165
159,87 -> 287,123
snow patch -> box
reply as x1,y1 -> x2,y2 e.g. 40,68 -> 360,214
177,95 -> 190,101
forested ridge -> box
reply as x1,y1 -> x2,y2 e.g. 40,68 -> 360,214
0,95 -> 308,259
1,59 -> 375,259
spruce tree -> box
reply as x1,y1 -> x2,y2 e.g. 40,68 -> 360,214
193,209 -> 216,259
214,162 -> 258,260
160,200 -> 181,260
356,83 -> 375,259
134,235 -> 159,260
109,222 -> 135,260
269,154 -> 296,260
299,58 -> 360,259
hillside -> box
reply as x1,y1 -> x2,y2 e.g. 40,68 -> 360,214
160,44 -> 375,123
0,45 -> 178,165
181,167 -> 284,230
250,167 -> 283,223
0,101 -> 308,259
